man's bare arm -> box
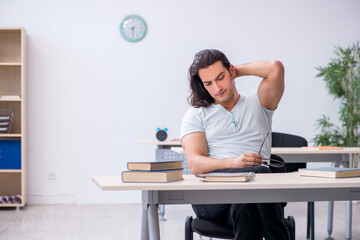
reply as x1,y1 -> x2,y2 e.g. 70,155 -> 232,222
234,60 -> 284,110
181,132 -> 263,174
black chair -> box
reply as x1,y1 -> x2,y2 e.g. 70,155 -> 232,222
271,132 -> 314,240
186,216 -> 295,240
185,154 -> 296,240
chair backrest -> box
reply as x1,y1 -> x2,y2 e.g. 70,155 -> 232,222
272,132 -> 308,147
271,132 -> 308,172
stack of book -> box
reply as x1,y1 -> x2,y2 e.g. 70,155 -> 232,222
122,160 -> 183,183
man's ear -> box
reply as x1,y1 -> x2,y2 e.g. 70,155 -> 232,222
229,64 -> 236,79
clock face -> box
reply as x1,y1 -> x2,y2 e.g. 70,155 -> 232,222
120,15 -> 147,42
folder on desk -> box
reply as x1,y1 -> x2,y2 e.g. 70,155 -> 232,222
195,172 -> 256,182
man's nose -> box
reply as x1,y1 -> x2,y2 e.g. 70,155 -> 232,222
214,82 -> 222,92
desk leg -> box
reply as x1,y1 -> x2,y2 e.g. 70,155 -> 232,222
141,204 -> 161,240
326,201 -> 334,240
350,153 -> 359,168
158,204 -> 166,221
309,202 -> 315,240
346,152 -> 356,240
148,204 -> 160,240
346,201 -> 352,240
142,191 -> 161,240
306,202 -> 315,240
141,206 -> 149,240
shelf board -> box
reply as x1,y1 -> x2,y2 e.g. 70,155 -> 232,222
0,99 -> 22,102
0,203 -> 23,207
0,62 -> 22,66
0,134 -> 22,138
0,169 -> 21,173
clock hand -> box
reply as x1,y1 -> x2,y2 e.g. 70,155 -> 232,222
131,26 -> 135,38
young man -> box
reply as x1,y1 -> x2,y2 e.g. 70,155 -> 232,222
180,49 -> 287,240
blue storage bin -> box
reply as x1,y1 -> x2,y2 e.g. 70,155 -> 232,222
0,140 -> 21,169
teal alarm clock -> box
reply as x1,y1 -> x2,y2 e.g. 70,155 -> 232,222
120,15 -> 147,42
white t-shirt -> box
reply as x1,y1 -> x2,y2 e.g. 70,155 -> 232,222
180,90 -> 274,159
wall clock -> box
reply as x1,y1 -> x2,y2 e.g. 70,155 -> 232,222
120,15 -> 147,42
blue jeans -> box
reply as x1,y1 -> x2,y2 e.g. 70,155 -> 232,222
192,166 -> 288,240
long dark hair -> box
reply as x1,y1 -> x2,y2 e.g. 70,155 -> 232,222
188,49 -> 231,108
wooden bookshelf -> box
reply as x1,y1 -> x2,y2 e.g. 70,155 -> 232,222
0,28 -> 26,208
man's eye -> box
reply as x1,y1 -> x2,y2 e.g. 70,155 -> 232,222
218,76 -> 224,80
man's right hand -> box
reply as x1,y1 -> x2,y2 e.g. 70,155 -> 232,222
231,153 -> 263,168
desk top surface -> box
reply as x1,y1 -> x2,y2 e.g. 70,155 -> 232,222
92,172 -> 360,191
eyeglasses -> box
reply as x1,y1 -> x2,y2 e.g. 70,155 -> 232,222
258,132 -> 285,168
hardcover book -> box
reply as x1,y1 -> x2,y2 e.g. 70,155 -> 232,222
195,172 -> 256,182
127,160 -> 182,171
299,167 -> 360,178
121,169 -> 183,183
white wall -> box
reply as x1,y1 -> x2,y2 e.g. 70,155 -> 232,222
1,0 -> 359,204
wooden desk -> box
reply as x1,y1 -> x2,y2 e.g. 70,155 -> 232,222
139,140 -> 360,239
93,173 -> 360,240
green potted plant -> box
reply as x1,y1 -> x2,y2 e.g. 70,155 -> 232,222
313,42 -> 360,158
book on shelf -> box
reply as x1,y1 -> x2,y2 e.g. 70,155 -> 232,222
127,160 -> 182,171
0,121 -> 10,126
0,116 -> 11,121
122,169 -> 183,183
299,167 -> 360,178
195,172 -> 256,182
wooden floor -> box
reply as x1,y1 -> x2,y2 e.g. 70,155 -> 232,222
0,201 -> 359,240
